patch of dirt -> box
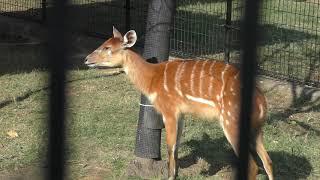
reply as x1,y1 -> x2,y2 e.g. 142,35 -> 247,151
258,76 -> 320,133
123,157 -> 168,179
179,157 -> 210,177
79,163 -> 112,180
0,165 -> 45,180
215,165 -> 235,179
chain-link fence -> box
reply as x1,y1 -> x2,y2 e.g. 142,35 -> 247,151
0,0 -> 43,21
0,0 -> 319,87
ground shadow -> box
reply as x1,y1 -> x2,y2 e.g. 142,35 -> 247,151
179,133 -> 312,179
179,134 -> 235,176
0,72 -> 122,109
267,82 -> 320,135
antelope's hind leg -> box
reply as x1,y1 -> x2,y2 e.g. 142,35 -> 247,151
255,132 -> 274,180
221,121 -> 259,180
163,113 -> 183,180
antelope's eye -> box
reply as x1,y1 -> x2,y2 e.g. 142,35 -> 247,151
103,47 -> 111,50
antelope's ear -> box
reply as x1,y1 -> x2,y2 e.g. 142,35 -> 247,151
122,30 -> 137,48
113,26 -> 123,40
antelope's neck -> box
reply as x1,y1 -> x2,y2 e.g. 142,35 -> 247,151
123,50 -> 156,95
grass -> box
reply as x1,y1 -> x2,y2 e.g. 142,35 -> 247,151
0,68 -> 320,179
0,0 -> 319,179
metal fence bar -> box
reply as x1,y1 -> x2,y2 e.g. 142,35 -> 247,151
125,0 -> 131,31
224,0 -> 232,63
237,0 -> 261,178
42,0 -> 47,23
46,0 -> 69,179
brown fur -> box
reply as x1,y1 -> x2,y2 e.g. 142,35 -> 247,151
85,28 -> 274,180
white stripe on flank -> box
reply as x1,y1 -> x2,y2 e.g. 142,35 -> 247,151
209,61 -> 217,76
186,94 -> 216,107
199,60 -> 208,96
220,64 -> 230,104
208,61 -> 217,97
218,64 -> 230,120
164,62 -> 170,91
190,61 -> 200,95
259,103 -> 264,119
175,62 -> 186,96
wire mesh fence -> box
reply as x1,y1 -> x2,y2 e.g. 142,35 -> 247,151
0,0 -> 43,21
0,0 -> 319,87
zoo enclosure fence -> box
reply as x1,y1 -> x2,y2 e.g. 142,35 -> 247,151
0,0 -> 319,87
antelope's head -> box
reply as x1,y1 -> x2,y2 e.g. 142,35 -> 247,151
84,26 -> 137,68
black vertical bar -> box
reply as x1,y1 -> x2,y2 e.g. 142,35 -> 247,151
238,0 -> 261,179
224,0 -> 232,63
47,0 -> 69,179
125,0 -> 131,30
41,0 -> 46,23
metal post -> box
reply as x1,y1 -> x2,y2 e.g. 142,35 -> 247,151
224,0 -> 232,63
237,0 -> 261,179
41,0 -> 47,24
134,0 -> 176,159
46,0 -> 69,179
125,0 -> 131,30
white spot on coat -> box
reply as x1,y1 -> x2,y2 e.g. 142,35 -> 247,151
148,92 -> 157,103
219,114 -> 224,121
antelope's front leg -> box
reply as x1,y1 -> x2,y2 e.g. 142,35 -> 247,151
163,114 -> 178,180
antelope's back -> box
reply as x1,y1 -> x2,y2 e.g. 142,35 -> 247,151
150,59 -> 267,125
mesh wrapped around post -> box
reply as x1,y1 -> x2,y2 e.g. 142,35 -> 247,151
134,0 -> 176,159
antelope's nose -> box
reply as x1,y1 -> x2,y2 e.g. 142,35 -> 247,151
84,57 -> 90,65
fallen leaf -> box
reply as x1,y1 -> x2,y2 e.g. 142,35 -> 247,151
7,130 -> 19,138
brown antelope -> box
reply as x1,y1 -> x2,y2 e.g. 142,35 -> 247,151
84,27 -> 274,180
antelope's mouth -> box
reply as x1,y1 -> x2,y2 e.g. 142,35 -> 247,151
85,62 -> 118,70
84,58 -> 98,68
86,63 -> 97,68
